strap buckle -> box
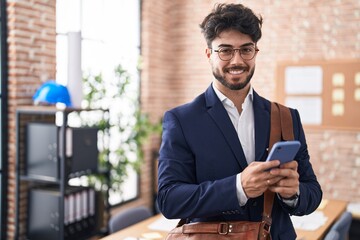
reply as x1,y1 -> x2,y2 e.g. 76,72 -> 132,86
262,221 -> 271,234
218,222 -> 229,235
260,215 -> 272,238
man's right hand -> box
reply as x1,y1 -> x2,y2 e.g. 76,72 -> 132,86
241,160 -> 282,198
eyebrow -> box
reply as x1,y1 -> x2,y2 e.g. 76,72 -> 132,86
217,42 -> 255,48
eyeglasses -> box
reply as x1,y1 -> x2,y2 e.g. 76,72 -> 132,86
212,46 -> 259,61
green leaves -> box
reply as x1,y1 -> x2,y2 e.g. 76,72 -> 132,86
82,64 -> 161,204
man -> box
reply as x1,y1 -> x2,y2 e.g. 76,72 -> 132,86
157,3 -> 322,239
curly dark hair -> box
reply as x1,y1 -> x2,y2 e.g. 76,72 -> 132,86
200,3 -> 263,47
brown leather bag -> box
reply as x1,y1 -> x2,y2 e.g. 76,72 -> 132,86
165,102 -> 294,240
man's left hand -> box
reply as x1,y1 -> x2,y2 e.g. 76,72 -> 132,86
267,160 -> 299,198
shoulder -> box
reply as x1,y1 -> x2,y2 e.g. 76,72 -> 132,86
166,92 -> 207,117
253,90 -> 299,115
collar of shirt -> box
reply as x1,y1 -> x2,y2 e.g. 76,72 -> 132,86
212,82 -> 254,112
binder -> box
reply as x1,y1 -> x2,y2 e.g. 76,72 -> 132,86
67,127 -> 99,174
28,186 -> 98,240
28,188 -> 62,240
26,123 -> 99,180
26,123 -> 58,180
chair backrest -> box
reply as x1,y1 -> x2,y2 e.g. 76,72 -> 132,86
324,229 -> 340,240
108,206 -> 152,233
330,211 -> 352,240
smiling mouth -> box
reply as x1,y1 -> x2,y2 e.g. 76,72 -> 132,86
227,68 -> 246,75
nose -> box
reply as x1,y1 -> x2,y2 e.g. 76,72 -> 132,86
230,49 -> 244,63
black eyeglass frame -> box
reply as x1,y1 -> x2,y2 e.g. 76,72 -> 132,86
212,46 -> 259,61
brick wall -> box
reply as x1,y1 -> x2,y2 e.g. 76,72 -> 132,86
6,0 -> 56,239
140,0 -> 360,205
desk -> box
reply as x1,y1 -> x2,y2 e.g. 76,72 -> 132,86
295,199 -> 347,240
100,214 -> 168,240
101,199 -> 347,240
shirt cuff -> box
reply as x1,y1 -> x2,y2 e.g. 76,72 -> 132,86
236,173 -> 249,206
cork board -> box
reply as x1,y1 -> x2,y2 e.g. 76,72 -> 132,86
276,60 -> 360,130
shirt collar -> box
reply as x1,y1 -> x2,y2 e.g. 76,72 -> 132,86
212,82 -> 254,107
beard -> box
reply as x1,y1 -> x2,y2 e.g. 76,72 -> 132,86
213,66 -> 255,90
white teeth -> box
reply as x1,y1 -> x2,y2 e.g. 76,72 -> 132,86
229,70 -> 244,74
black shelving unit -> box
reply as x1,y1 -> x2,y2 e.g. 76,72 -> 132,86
15,106 -> 110,240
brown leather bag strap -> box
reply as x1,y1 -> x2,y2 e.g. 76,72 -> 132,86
270,102 -> 294,145
259,102 -> 294,239
263,102 -> 287,218
278,103 -> 294,141
260,190 -> 274,239
269,102 -> 282,151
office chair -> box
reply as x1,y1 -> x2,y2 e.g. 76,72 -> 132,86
329,211 -> 352,240
324,229 -> 340,240
108,206 -> 153,233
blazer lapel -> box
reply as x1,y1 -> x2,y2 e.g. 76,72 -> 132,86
253,91 -> 271,162
204,85 -> 248,170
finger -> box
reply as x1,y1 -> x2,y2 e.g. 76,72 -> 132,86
268,186 -> 296,196
269,177 -> 298,188
275,178 -> 297,187
267,175 -> 283,183
259,169 -> 282,184
272,178 -> 299,189
279,160 -> 298,170
259,160 -> 280,172
269,180 -> 299,196
266,175 -> 284,186
269,167 -> 298,178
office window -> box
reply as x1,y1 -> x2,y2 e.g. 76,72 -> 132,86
56,0 -> 141,206
276,60 -> 360,129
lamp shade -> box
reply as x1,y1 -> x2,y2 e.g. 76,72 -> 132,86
33,80 -> 72,107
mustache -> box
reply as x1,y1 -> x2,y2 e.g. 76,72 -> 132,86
225,66 -> 248,71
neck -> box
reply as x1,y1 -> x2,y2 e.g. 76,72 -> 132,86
215,82 -> 250,113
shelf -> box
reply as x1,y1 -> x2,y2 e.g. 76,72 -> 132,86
15,106 -> 110,240
16,105 -> 107,114
20,175 -> 60,184
67,168 -> 109,179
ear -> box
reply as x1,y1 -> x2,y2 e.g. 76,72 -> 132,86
205,48 -> 212,59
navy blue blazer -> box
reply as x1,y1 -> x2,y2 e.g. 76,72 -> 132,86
157,85 -> 322,239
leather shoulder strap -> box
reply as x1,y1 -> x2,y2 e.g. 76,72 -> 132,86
269,102 -> 294,149
262,102 -> 294,230
278,103 -> 294,141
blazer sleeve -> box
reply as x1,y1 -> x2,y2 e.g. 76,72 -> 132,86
157,110 -> 243,219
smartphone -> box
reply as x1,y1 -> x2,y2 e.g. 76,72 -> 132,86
266,140 -> 301,164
